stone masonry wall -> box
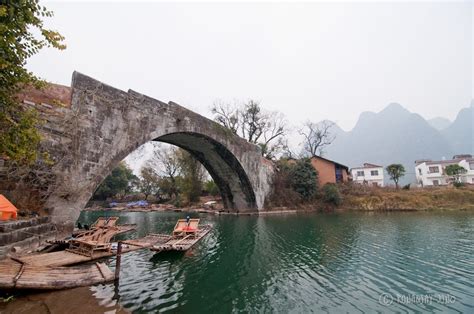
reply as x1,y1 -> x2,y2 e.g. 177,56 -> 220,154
33,72 -> 275,232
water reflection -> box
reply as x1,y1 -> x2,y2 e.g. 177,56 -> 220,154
77,211 -> 474,313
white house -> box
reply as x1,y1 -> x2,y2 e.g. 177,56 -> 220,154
415,154 -> 474,187
350,163 -> 384,187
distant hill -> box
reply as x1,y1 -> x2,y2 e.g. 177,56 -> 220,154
323,102 -> 473,185
441,102 -> 473,155
428,117 -> 451,130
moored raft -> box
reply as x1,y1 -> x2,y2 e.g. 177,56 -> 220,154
150,222 -> 212,253
0,258 -> 114,290
16,233 -> 172,267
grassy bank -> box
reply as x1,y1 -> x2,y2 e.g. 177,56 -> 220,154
340,185 -> 474,211
266,182 -> 474,212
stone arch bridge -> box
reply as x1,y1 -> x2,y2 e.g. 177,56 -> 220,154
28,72 -> 274,231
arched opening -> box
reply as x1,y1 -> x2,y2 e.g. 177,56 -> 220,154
154,132 -> 256,210
88,132 -> 257,212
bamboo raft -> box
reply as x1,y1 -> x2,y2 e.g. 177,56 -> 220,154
150,224 -> 212,253
0,217 -> 211,290
0,258 -> 114,290
0,234 -> 173,289
16,234 -> 172,267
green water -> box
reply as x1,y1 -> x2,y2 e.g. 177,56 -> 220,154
78,211 -> 474,313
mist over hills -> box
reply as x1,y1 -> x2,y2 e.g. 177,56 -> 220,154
441,101 -> 474,155
428,117 -> 451,130
323,102 -> 473,184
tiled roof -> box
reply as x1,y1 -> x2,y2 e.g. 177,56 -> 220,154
310,156 -> 349,171
351,163 -> 383,170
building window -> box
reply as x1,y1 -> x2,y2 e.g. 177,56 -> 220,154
356,171 -> 364,177
335,168 -> 344,183
370,170 -> 379,176
470,163 -> 474,170
418,168 -> 422,175
429,166 -> 439,173
433,180 -> 439,186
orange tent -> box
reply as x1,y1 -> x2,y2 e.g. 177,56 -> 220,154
0,194 -> 18,220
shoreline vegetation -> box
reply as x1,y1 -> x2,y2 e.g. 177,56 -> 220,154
85,185 -> 474,215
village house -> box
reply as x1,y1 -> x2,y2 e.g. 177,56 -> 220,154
415,154 -> 474,187
350,163 -> 384,187
308,156 -> 350,186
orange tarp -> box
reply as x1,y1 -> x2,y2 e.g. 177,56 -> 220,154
0,194 -> 18,220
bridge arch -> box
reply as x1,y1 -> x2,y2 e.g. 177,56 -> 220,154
42,72 -> 273,231
155,132 -> 256,210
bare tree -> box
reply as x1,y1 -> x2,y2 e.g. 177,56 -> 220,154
258,112 -> 287,159
280,138 -> 298,159
138,166 -> 160,200
149,144 -> 179,178
211,100 -> 288,159
211,101 -> 240,134
240,100 -> 267,143
147,143 -> 181,199
299,120 -> 336,157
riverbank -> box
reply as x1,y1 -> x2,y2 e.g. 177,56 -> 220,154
0,286 -> 128,314
247,185 -> 474,213
84,186 -> 474,215
340,186 -> 474,211
84,196 -> 223,214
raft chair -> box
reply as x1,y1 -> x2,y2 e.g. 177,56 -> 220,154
68,227 -> 118,257
74,217 -> 115,239
68,217 -> 121,256
91,217 -> 108,228
91,216 -> 119,229
104,217 -> 119,228
172,219 -> 187,237
173,219 -> 200,238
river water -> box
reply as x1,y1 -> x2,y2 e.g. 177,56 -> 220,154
76,211 -> 474,313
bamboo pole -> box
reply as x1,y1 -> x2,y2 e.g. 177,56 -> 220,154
114,241 -> 122,282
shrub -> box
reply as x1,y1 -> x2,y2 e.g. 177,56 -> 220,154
322,184 -> 342,206
453,181 -> 465,188
445,164 -> 467,184
290,159 -> 318,200
402,184 -> 411,190
266,159 -> 303,207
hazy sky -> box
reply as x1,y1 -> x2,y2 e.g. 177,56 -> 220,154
29,1 -> 473,131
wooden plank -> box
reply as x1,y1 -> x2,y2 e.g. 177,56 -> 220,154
14,263 -> 114,290
0,260 -> 21,289
95,262 -> 114,281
